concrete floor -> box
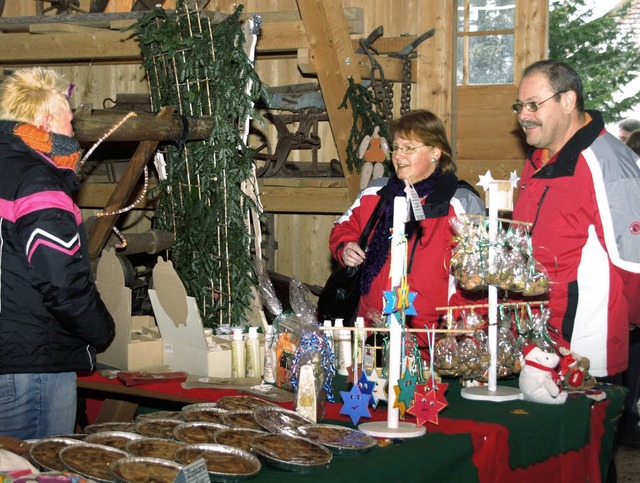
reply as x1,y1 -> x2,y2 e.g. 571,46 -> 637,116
615,446 -> 640,482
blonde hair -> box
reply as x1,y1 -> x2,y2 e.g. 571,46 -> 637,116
0,67 -> 71,125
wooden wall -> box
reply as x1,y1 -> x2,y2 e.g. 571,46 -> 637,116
0,0 -> 548,287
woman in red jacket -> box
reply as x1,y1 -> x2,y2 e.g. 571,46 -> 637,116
329,110 -> 485,359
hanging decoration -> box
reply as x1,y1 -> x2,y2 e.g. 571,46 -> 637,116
339,382 -> 372,426
133,1 -> 266,328
339,77 -> 390,175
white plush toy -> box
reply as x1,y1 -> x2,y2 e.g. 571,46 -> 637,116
519,344 -> 567,405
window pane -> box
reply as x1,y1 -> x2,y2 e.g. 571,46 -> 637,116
468,34 -> 514,84
457,37 -> 464,85
458,0 -> 465,32
469,0 -> 515,32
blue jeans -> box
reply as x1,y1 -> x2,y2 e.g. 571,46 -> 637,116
0,372 -> 77,439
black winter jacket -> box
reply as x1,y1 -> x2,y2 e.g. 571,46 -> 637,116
0,132 -> 115,374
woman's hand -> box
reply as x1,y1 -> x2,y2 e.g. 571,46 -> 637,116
342,241 -> 366,267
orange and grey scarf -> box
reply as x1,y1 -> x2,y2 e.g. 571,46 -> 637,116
0,120 -> 81,171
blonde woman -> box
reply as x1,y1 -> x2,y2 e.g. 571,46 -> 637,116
0,68 -> 114,439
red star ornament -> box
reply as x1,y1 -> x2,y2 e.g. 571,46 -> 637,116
415,377 -> 449,407
407,388 -> 447,427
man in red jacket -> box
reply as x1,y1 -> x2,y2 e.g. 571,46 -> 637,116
511,60 -> 640,380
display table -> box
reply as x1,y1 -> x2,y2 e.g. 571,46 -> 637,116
76,372 -> 625,483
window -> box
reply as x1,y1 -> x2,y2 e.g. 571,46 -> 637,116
457,0 -> 516,85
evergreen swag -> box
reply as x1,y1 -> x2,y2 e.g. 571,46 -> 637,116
133,1 -> 266,328
339,77 -> 390,175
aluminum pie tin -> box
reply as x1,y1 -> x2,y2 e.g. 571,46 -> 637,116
59,442 -> 129,482
250,432 -> 332,473
84,431 -> 144,451
109,456 -> 183,482
174,443 -> 262,481
215,395 -> 278,412
28,437 -> 83,472
181,405 -> 229,424
173,421 -> 228,445
252,405 -> 314,436
135,410 -> 184,422
297,423 -> 378,455
221,410 -> 263,431
134,418 -> 182,439
212,427 -> 265,453
125,437 -> 187,460
85,421 -> 138,434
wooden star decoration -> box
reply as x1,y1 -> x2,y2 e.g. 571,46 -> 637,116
393,385 -> 408,418
476,169 -> 494,191
407,388 -> 447,426
367,368 -> 388,408
346,363 -> 362,385
415,377 -> 449,408
393,371 -> 418,416
340,382 -> 372,425
357,370 -> 376,407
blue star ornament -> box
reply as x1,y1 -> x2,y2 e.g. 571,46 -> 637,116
340,383 -> 372,425
358,370 -> 375,404
382,289 -> 398,315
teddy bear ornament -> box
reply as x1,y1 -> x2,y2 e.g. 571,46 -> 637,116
519,344 -> 567,405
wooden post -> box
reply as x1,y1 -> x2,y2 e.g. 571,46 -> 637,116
87,106 -> 175,260
297,0 -> 362,201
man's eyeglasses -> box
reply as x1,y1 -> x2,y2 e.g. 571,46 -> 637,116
511,91 -> 565,114
390,144 -> 426,155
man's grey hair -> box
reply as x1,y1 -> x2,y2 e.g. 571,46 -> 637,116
619,118 -> 640,132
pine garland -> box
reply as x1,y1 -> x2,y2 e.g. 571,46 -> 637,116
133,1 -> 265,328
339,77 -> 391,175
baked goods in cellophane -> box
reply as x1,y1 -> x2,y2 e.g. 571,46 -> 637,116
449,215 -> 549,296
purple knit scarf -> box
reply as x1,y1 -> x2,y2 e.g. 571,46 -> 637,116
360,169 -> 443,295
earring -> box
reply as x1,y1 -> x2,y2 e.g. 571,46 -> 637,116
431,157 -> 436,163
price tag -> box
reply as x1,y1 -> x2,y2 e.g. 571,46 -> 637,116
174,457 -> 209,483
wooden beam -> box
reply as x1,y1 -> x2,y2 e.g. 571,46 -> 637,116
76,178 -> 352,214
297,48 -> 417,83
0,8 -> 364,63
297,0 -> 362,201
0,30 -> 141,63
72,108 -> 214,143
87,107 -> 175,259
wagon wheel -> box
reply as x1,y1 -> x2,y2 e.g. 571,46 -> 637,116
35,0 -> 109,15
249,125 -> 273,178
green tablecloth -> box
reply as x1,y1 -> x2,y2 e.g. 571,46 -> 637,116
251,378 -> 625,482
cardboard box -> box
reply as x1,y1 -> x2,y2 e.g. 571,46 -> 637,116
148,257 -> 232,378
96,249 -> 164,371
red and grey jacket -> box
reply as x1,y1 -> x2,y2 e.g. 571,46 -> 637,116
0,132 -> 115,374
512,110 -> 640,377
329,173 -> 485,356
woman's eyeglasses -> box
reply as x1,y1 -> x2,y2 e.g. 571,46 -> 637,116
390,144 -> 426,155
511,91 -> 565,114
